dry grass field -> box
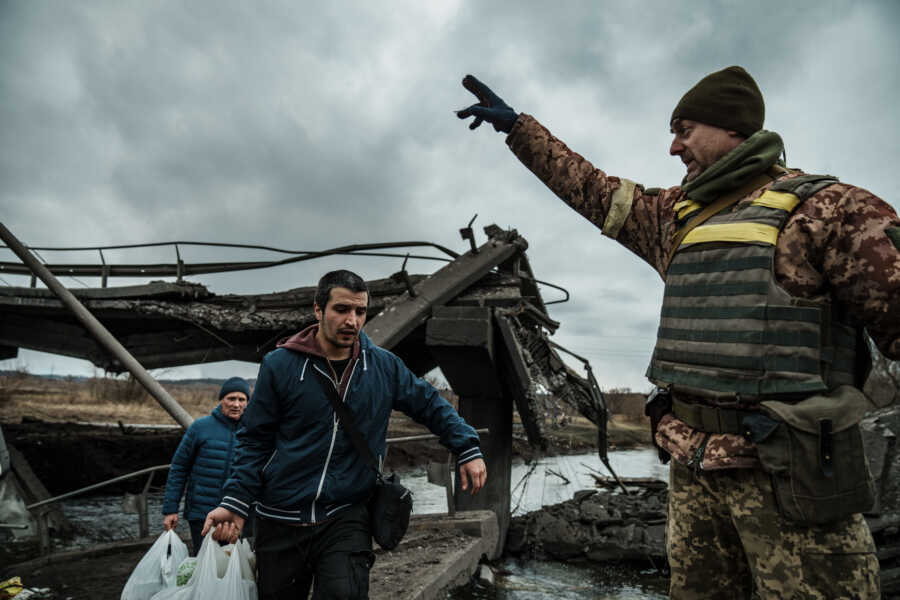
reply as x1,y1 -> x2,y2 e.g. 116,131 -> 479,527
0,370 -> 222,425
0,369 -> 652,451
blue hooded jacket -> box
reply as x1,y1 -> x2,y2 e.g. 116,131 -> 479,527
162,405 -> 241,521
220,325 -> 482,524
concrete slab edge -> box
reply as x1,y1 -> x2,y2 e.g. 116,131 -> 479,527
404,510 -> 499,600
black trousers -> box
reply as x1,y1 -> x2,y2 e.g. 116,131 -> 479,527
256,504 -> 375,599
188,519 -> 206,555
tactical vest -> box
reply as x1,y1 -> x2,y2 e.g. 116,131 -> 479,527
646,174 -> 866,404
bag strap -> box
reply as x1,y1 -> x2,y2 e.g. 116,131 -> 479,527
314,368 -> 384,479
663,167 -> 783,276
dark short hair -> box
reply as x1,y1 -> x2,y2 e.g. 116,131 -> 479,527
314,270 -> 369,309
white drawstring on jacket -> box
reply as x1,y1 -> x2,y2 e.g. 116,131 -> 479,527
300,357 -> 310,381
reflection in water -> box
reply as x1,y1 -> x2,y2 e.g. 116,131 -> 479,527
404,447 -> 668,517
443,448 -> 670,599
451,559 -> 668,600
57,492 -> 188,552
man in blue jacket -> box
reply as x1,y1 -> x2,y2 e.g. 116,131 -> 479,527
204,269 -> 487,599
162,376 -> 250,553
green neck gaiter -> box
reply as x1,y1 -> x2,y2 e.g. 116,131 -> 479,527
682,130 -> 784,204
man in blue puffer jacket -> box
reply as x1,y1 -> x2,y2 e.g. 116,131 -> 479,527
162,376 -> 250,553
203,269 -> 487,599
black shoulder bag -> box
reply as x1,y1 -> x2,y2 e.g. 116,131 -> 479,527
318,371 -> 413,550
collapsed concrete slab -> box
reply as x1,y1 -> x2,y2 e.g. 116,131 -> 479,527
0,225 -> 609,557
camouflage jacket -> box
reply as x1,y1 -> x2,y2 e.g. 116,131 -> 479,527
506,113 -> 900,469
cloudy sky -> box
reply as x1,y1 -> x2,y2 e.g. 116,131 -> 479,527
2,1 -> 898,392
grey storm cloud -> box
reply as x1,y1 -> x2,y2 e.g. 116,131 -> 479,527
1,0 -> 898,389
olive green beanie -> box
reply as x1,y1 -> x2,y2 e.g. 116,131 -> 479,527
670,66 -> 765,137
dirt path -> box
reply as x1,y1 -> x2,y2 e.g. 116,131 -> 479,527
8,546 -> 144,600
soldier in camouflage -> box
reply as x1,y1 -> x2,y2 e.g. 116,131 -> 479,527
457,67 -> 900,598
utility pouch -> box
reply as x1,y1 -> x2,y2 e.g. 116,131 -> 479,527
369,472 -> 413,551
743,385 -> 875,524
645,388 -> 673,464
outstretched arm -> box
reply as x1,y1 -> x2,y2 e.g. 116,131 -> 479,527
456,74 -> 678,277
390,356 -> 485,483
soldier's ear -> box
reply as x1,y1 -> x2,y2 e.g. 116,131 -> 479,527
887,226 -> 900,251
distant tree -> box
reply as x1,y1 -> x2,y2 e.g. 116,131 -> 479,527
606,387 -> 633,394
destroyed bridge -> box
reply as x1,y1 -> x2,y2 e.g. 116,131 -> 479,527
0,223 -> 609,548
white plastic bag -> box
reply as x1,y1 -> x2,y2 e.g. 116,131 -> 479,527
150,529 -> 256,600
199,544 -> 256,600
237,539 -> 256,577
121,530 -> 190,600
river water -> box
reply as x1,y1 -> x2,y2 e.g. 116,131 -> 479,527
53,448 -> 669,598
445,449 -> 670,599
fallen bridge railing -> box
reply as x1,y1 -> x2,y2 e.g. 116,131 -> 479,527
0,237 -> 569,303
0,239 -> 460,285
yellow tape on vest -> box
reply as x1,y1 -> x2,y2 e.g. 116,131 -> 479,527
682,222 -> 779,246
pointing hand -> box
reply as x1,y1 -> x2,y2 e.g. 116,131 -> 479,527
456,75 -> 519,134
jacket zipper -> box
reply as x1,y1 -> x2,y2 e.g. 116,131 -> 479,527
225,425 -> 235,488
311,359 -> 358,522
261,450 -> 277,472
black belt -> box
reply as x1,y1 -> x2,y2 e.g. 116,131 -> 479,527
672,398 -> 757,435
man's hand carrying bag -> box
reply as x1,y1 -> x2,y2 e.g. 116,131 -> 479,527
319,373 -> 413,550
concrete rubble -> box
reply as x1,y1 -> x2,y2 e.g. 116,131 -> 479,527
499,402 -> 900,597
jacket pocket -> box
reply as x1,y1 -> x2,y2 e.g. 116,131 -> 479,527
747,386 -> 876,524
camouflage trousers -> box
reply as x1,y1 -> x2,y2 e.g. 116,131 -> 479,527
667,461 -> 879,599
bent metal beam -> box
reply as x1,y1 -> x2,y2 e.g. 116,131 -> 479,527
365,227 -> 526,350
0,222 -> 194,429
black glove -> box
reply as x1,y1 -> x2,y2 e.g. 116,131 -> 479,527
456,74 -> 519,134
644,388 -> 672,464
